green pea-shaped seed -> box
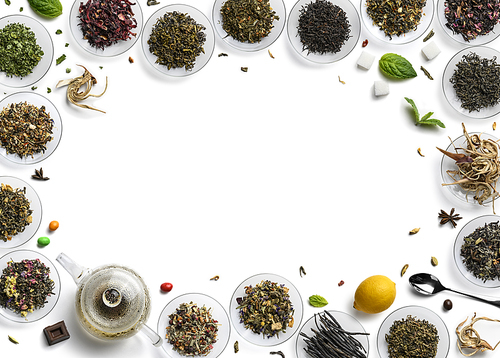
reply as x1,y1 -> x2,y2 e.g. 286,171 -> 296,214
37,236 -> 50,246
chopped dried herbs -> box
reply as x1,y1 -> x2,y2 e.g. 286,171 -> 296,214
236,280 -> 294,338
166,302 -> 218,356
0,22 -> 44,78
78,0 -> 138,50
0,258 -> 55,317
0,102 -> 54,159
0,183 -> 33,242
55,54 -> 66,65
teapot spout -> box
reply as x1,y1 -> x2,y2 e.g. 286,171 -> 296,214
56,253 -> 90,285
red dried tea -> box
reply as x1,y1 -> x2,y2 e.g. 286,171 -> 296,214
78,0 -> 138,50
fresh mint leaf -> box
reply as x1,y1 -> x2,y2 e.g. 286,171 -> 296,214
405,97 -> 419,121
419,117 -> 446,128
405,97 -> 445,128
28,0 -> 62,18
309,295 -> 328,308
379,53 -> 417,79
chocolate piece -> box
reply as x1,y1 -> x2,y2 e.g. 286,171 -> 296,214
43,320 -> 70,346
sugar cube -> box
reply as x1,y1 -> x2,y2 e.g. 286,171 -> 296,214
374,80 -> 389,96
356,51 -> 375,70
422,41 -> 441,60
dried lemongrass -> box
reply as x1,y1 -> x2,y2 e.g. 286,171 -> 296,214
56,65 -> 108,113
437,123 -> 500,211
456,313 -> 500,356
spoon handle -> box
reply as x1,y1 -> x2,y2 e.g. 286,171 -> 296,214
448,288 -> 500,308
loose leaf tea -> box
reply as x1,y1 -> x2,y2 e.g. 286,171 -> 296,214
300,310 -> 369,358
0,183 -> 33,242
450,52 -> 500,112
444,0 -> 500,42
0,22 -> 44,78
456,313 -> 500,356
385,315 -> 439,358
148,11 -> 206,71
365,0 -> 427,39
297,0 -> 351,55
220,0 -> 279,43
460,221 -> 500,281
438,123 -> 500,208
166,302 -> 218,356
0,258 -> 55,317
78,0 -> 138,50
236,280 -> 294,338
0,102 -> 54,158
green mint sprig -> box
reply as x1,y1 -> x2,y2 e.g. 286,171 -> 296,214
405,97 -> 445,128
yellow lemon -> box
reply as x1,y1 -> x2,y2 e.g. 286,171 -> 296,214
353,275 -> 396,314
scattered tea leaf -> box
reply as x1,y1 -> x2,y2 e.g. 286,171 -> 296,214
55,54 -> 66,65
299,266 -> 306,277
210,275 -> 219,281
241,67 -> 248,72
8,335 -> 19,344
234,340 -> 239,353
338,76 -> 345,84
417,147 -> 425,157
55,29 -> 62,35
409,228 -> 420,235
268,49 -> 275,59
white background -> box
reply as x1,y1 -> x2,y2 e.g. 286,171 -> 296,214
2,0 -> 500,357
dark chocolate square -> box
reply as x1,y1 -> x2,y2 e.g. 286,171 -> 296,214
43,320 -> 70,346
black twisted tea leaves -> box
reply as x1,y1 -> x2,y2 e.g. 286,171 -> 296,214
461,221 -> 500,282
297,0 -> 351,54
450,52 -> 500,112
148,11 -> 206,71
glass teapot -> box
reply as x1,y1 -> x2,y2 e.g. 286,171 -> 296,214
56,253 -> 162,347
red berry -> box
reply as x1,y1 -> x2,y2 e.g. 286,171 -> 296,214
160,282 -> 173,292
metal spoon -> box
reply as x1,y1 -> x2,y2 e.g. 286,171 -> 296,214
409,273 -> 500,309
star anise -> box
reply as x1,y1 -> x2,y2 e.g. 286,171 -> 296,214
31,167 -> 49,181
438,208 -> 462,228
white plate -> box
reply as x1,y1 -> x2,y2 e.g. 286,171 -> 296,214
229,273 -> 303,346
0,176 -> 42,249
0,15 -> 53,88
287,0 -> 361,64
157,293 -> 230,358
0,92 -> 63,165
69,0 -> 143,57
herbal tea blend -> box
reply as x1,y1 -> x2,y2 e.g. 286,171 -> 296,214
236,280 -> 294,338
78,0 -> 138,50
450,52 -> 500,112
148,11 -> 206,71
461,221 -> 500,282
0,258 -> 55,317
444,0 -> 500,42
300,310 -> 369,358
220,0 -> 279,43
386,315 -> 439,358
365,0 -> 427,39
297,0 -> 351,55
0,22 -> 44,77
0,183 -> 33,242
457,313 -> 500,356
0,102 -> 54,158
166,302 -> 218,356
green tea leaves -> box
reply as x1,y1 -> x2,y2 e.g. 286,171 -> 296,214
405,97 -> 445,128
309,295 -> 328,307
28,0 -> 62,18
379,53 -> 417,79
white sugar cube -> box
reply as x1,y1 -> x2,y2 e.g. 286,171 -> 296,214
422,41 -> 441,60
374,80 -> 389,96
356,51 -> 375,70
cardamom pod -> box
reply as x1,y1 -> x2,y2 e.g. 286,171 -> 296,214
431,256 -> 438,266
401,264 -> 409,277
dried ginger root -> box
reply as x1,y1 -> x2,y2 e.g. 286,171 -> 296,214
56,65 -> 108,113
456,313 -> 500,356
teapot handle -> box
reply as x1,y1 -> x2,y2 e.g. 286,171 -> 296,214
141,323 -> 163,347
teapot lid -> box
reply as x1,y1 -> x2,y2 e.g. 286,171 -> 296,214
77,264 -> 151,337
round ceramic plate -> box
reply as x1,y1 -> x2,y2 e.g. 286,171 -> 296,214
377,306 -> 449,358
454,215 -> 500,288
287,0 -> 361,64
0,92 -> 63,165
360,0 -> 434,44
296,310 -> 369,358
437,0 -> 500,45
157,293 -> 230,358
440,131 -> 499,206
442,46 -> 500,119
212,0 -> 286,52
0,14 -> 53,88
229,273 -> 303,346
0,249 -> 60,323
69,0 -> 143,57
0,176 -> 42,249
141,4 -> 215,77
